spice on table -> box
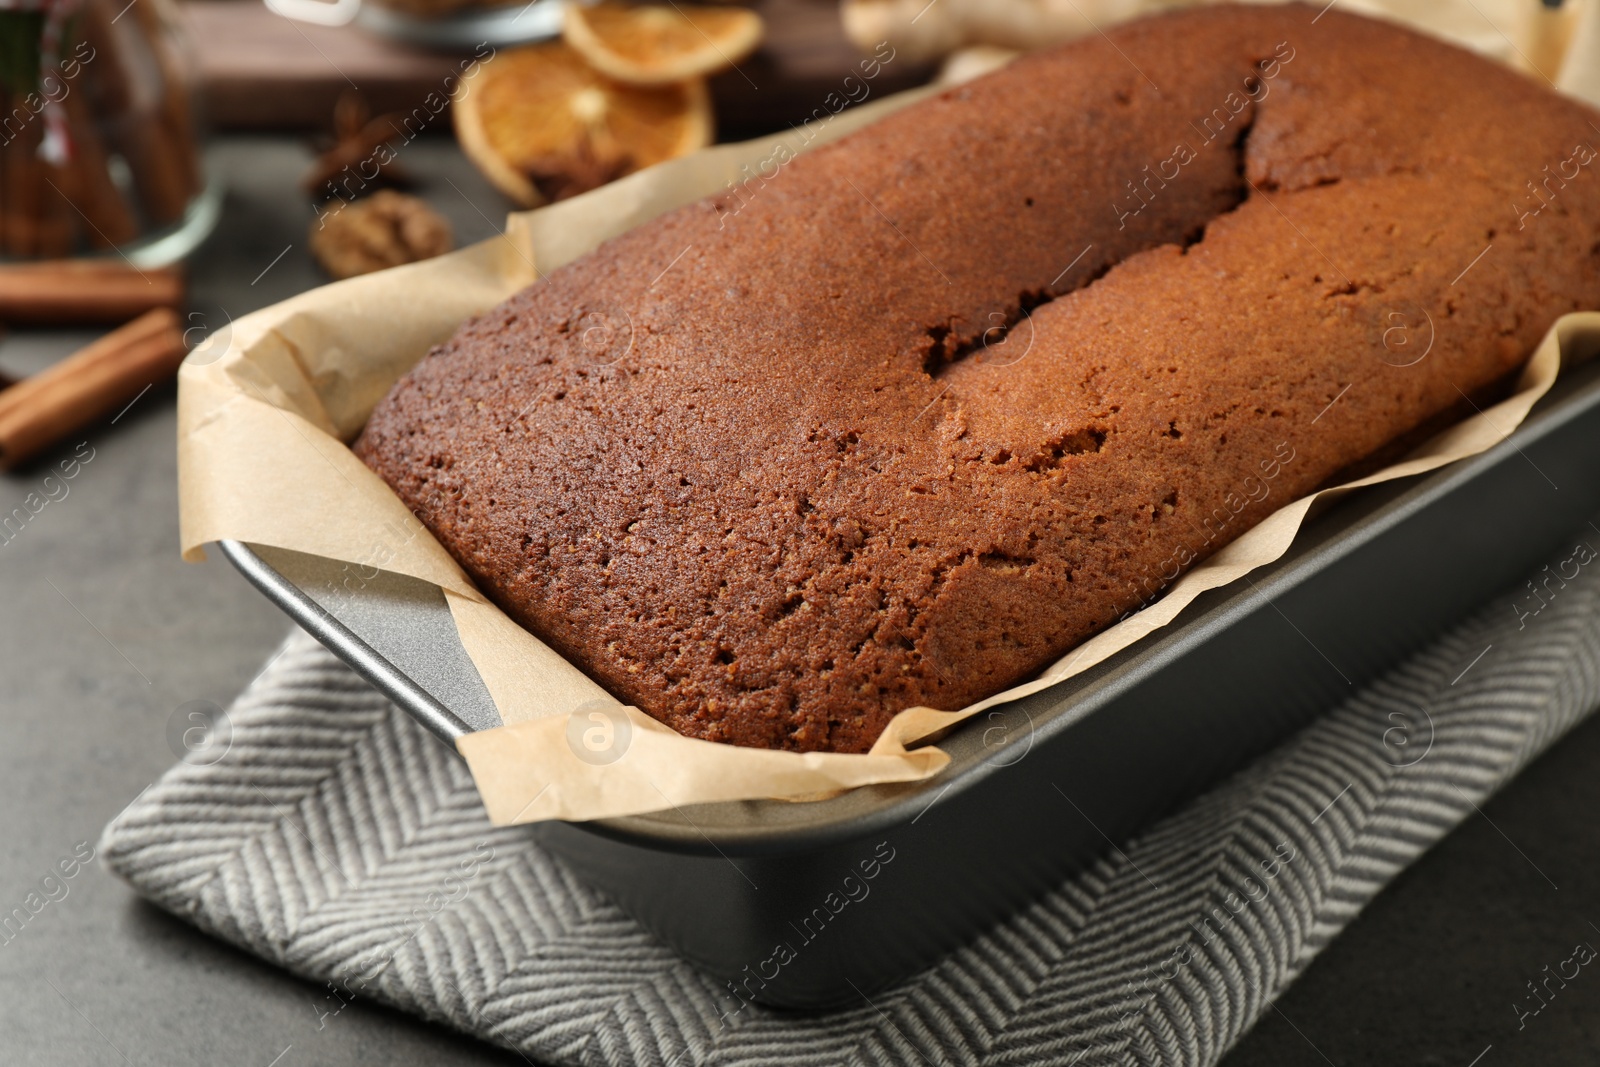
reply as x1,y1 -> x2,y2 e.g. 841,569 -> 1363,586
302,92 -> 412,201
523,130 -> 634,203
0,307 -> 187,471
0,261 -> 185,326
308,190 -> 453,280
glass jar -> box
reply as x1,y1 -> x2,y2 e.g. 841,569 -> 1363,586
0,0 -> 218,265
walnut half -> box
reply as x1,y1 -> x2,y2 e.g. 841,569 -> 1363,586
309,191 -> 453,280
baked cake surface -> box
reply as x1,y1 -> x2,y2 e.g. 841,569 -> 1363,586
356,4 -> 1600,752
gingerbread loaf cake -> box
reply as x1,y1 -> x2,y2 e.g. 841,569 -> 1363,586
356,4 -> 1600,753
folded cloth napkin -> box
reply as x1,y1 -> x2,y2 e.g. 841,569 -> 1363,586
101,517 -> 1600,1067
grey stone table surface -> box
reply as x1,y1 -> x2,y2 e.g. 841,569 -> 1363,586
2,136 -> 1599,1066
0,137 -> 527,1067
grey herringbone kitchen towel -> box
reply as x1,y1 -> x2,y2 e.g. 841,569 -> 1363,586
100,523 -> 1600,1067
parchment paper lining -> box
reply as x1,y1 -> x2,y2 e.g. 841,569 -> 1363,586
176,87 -> 1596,825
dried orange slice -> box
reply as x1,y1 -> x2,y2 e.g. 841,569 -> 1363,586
454,41 -> 712,207
563,2 -> 764,86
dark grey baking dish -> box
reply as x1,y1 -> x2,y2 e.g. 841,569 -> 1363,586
222,345 -> 1600,1009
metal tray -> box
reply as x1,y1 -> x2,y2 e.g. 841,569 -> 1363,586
222,350 -> 1600,1009
262,0 -> 565,50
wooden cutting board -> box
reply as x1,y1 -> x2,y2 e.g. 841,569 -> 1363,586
183,0 -> 933,138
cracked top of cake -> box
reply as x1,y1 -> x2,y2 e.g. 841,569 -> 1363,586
355,4 -> 1600,752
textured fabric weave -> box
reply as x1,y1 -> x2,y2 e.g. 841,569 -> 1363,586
101,523 -> 1600,1066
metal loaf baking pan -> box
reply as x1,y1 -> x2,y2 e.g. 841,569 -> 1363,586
222,350 -> 1600,1009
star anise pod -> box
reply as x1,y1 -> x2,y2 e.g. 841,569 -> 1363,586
302,92 -> 412,201
523,130 -> 634,203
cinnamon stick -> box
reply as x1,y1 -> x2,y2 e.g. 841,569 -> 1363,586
1,111 -> 46,258
0,90 -> 10,257
0,260 -> 185,325
127,0 -> 201,225
80,0 -> 197,229
35,162 -> 78,259
59,86 -> 139,248
144,0 -> 203,204
0,307 -> 187,470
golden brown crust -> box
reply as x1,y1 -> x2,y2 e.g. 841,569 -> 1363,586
357,4 -> 1600,752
